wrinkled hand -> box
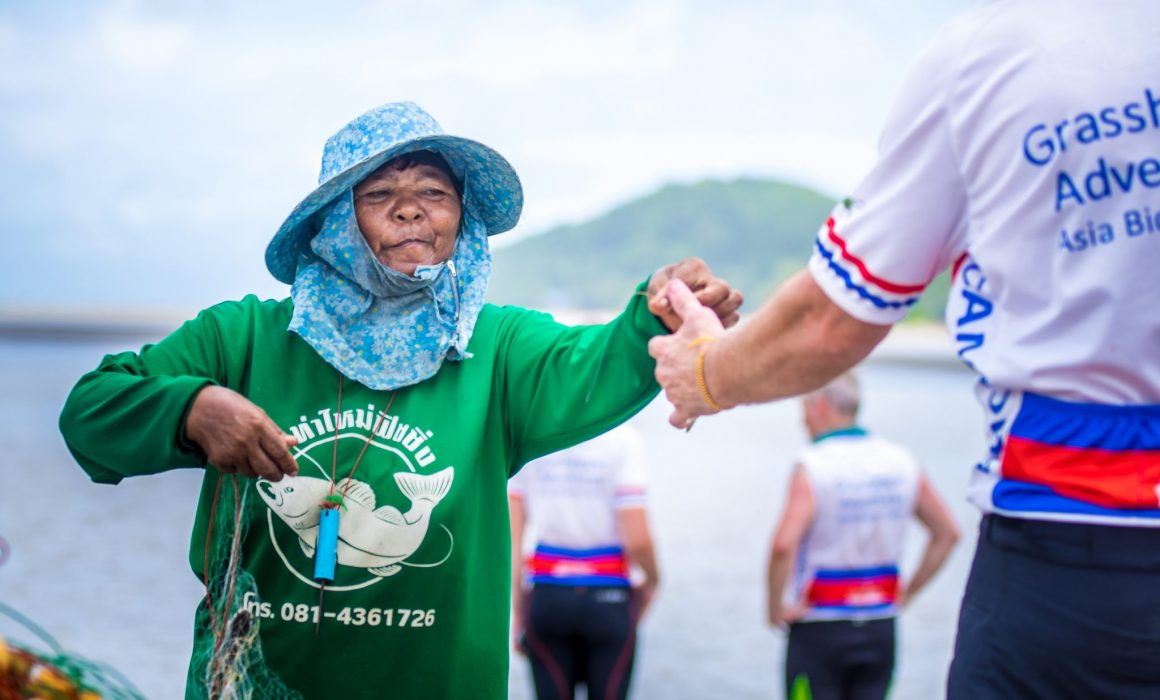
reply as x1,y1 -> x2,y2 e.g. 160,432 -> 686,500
647,280 -> 729,429
185,385 -> 299,481
646,258 -> 743,332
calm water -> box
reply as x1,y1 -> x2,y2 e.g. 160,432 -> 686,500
0,335 -> 983,700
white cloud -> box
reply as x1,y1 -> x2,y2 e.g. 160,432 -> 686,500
0,19 -> 14,49
0,0 -> 973,306
443,1 -> 684,85
94,5 -> 194,76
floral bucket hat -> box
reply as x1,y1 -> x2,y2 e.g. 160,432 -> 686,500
265,101 -> 523,284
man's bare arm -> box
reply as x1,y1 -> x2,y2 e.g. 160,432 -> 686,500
508,494 -> 529,654
902,474 -> 960,606
650,271 -> 889,428
618,507 -> 660,621
766,467 -> 816,627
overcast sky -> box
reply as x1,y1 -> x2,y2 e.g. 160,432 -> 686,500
0,0 -> 971,309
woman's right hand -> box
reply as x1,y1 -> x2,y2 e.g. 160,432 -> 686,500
184,385 -> 299,481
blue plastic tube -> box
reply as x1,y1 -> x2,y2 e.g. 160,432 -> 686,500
313,508 -> 340,583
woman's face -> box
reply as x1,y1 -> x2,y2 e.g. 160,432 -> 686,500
353,160 -> 462,275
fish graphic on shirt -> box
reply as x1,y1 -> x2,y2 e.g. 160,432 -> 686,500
257,468 -> 454,577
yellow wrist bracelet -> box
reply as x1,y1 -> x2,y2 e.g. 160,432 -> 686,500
688,336 -> 724,412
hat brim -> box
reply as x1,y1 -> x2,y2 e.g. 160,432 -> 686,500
265,134 -> 522,284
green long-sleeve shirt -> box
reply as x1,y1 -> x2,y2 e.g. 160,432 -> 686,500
59,287 -> 665,699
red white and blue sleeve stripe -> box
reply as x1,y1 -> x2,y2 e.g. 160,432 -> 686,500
809,215 -> 928,324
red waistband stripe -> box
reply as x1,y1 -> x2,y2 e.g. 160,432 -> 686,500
805,567 -> 899,609
1002,393 -> 1160,511
527,545 -> 630,586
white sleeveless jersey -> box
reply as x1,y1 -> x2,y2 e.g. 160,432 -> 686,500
809,1 -> 1160,526
508,425 -> 647,586
793,430 -> 920,622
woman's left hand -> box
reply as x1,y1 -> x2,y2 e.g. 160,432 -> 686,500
646,257 -> 743,332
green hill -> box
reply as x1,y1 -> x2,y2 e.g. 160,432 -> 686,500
488,177 -> 948,320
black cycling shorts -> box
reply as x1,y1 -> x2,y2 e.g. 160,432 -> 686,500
522,584 -> 637,700
948,515 -> 1160,699
785,617 -> 895,700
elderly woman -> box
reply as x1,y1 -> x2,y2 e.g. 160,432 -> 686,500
59,102 -> 741,699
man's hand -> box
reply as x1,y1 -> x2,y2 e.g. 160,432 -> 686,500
632,579 -> 659,623
185,385 -> 299,481
768,602 -> 810,630
647,280 -> 729,429
646,257 -> 742,332
511,586 -> 529,656
511,614 -> 528,657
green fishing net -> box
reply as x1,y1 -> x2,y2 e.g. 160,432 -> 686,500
0,599 -> 147,699
187,477 -> 301,700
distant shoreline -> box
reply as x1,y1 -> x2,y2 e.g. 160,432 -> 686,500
0,307 -> 190,341
0,307 -> 963,369
866,323 -> 962,369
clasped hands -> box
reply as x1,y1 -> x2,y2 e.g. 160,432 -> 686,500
646,258 -> 738,430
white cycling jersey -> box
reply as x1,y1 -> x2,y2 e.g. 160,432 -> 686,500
509,425 -> 647,585
809,1 -> 1160,526
792,429 -> 920,622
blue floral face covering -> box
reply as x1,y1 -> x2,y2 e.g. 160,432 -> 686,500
288,190 -> 491,390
